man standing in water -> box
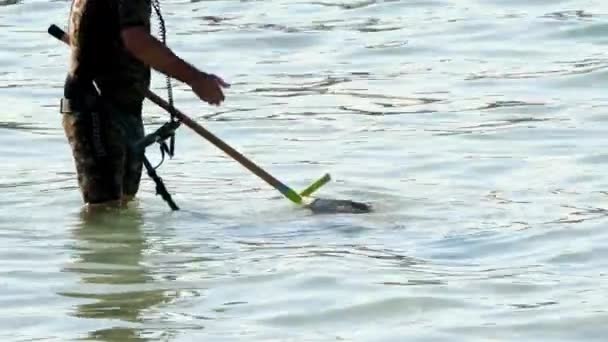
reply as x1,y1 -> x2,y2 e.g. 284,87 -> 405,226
62,0 -> 229,207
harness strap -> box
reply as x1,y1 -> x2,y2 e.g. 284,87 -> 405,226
142,155 -> 179,210
151,0 -> 178,158
133,119 -> 181,170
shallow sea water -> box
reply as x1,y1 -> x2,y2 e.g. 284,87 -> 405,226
2,0 -> 608,341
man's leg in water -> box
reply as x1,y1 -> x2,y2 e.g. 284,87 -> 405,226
119,111 -> 145,203
62,105 -> 127,207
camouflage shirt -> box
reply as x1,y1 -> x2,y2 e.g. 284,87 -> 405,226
68,0 -> 152,112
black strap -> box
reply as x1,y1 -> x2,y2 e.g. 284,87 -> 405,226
142,154 -> 179,210
133,119 -> 180,168
151,0 -> 178,157
131,119 -> 181,210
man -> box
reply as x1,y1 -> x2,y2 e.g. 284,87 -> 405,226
62,0 -> 229,207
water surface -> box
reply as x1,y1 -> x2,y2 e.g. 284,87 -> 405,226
2,0 -> 608,340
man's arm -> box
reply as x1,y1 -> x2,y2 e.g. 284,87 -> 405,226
121,27 -> 201,85
117,0 -> 228,105
121,26 -> 229,106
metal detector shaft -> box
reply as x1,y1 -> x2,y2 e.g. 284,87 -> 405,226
144,90 -> 305,204
48,24 -> 312,205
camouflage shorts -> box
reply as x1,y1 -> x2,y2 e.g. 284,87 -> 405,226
62,103 -> 145,204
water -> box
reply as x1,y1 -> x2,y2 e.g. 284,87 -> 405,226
2,0 -> 608,340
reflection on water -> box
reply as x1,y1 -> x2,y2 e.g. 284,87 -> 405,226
0,0 -> 20,7
60,206 -> 169,341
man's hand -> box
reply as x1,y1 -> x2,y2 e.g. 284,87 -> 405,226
189,72 -> 230,106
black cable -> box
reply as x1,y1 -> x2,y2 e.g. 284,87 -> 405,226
151,0 -> 177,157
